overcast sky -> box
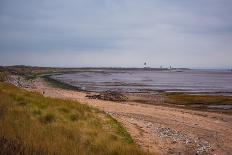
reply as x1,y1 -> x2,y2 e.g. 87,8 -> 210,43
0,0 -> 232,68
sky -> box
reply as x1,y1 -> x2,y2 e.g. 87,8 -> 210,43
0,0 -> 232,68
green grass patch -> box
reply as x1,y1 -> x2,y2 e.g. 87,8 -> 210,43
165,92 -> 232,105
107,115 -> 134,144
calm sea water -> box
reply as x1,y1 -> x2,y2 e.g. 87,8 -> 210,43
51,69 -> 232,94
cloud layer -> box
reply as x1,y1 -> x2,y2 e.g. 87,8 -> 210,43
0,0 -> 232,68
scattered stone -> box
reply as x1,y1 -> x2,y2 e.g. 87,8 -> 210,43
8,75 -> 36,89
153,127 -> 211,154
146,122 -> 152,128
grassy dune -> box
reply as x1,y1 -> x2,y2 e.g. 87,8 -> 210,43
0,82 -> 147,155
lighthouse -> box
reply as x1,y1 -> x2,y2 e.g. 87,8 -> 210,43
144,62 -> 147,68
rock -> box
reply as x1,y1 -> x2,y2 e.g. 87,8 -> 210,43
146,122 -> 152,128
86,91 -> 128,102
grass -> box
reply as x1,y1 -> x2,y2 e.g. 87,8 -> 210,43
165,92 -> 232,105
164,93 -> 232,114
0,82 -> 148,155
0,71 -> 9,82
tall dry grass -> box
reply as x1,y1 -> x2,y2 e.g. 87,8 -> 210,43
0,82 -> 148,155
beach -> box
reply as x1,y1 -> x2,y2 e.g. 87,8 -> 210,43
10,75 -> 232,155
2,0 -> 232,154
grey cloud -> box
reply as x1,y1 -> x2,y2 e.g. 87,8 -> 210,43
0,0 -> 232,68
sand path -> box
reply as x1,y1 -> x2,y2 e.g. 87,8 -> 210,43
27,78 -> 232,155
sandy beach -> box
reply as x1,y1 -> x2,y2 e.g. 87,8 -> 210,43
11,76 -> 230,155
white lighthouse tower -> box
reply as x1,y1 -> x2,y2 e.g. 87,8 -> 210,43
144,62 -> 147,68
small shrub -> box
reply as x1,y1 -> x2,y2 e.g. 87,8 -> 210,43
0,72 -> 9,82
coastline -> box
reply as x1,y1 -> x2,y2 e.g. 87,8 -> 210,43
8,74 -> 232,155
45,74 -> 232,113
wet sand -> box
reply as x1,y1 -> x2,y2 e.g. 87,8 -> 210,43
51,70 -> 232,95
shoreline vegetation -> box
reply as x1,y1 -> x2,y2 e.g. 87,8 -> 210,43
42,75 -> 232,114
43,75 -> 81,91
0,82 -> 148,155
1,65 -> 232,113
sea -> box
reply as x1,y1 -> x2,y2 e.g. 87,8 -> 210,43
50,69 -> 232,95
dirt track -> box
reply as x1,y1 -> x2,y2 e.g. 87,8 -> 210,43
25,78 -> 232,155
